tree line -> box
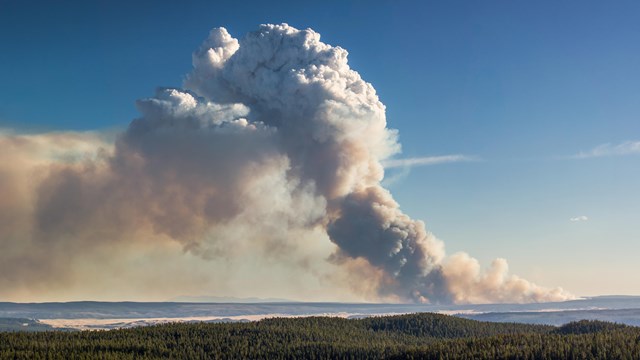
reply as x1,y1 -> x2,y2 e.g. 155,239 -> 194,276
1,313 -> 638,359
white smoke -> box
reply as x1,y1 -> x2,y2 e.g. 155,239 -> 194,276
0,24 -> 573,303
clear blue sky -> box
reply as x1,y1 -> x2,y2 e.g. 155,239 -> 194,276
1,0 -> 638,296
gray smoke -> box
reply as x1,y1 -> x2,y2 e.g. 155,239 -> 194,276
0,24 -> 572,303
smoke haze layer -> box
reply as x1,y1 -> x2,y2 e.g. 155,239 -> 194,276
0,24 -> 572,303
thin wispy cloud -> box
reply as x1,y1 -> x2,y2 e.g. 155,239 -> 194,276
572,141 -> 640,159
570,216 -> 588,222
382,155 -> 478,169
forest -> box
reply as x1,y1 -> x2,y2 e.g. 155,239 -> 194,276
1,313 -> 639,359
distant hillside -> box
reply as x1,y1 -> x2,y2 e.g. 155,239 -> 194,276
1,312 -> 639,359
168,296 -> 295,303
553,319 -> 629,335
0,319 -> 56,332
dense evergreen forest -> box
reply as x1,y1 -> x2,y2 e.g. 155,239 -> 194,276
1,313 -> 639,359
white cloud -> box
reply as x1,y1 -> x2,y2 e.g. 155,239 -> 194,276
570,216 -> 588,222
381,155 -> 477,169
572,141 -> 640,159
0,24 -> 572,305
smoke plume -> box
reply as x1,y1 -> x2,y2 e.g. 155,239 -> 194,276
0,24 -> 572,303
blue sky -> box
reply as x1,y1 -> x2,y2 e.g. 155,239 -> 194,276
1,0 -> 639,296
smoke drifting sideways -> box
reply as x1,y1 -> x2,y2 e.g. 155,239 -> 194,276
0,24 -> 573,304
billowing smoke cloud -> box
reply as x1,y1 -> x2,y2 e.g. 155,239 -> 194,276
0,24 -> 572,303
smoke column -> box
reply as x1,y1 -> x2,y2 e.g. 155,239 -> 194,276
0,24 -> 572,303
